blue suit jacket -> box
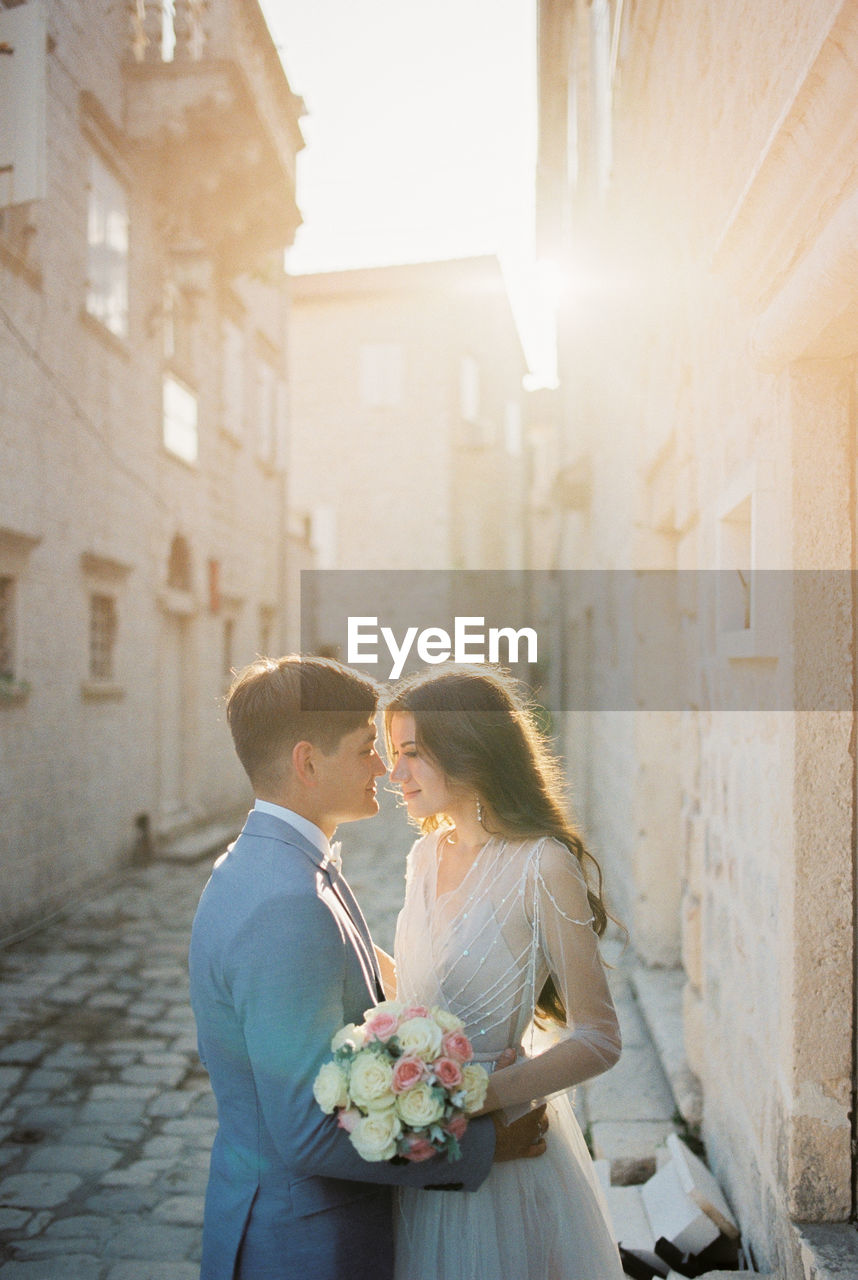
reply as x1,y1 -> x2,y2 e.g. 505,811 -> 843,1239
188,809 -> 495,1280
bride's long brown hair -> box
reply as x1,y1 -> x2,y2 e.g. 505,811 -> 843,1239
383,665 -> 615,1025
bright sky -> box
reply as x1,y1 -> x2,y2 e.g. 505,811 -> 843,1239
259,0 -> 555,383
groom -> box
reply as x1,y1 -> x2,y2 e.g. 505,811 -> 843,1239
189,655 -> 546,1280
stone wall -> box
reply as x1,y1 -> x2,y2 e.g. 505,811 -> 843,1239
543,0 -> 858,1270
0,0 -> 301,933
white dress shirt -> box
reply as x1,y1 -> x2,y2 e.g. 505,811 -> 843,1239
253,800 -> 341,869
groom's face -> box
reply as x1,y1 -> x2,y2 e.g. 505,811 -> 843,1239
314,717 -> 386,826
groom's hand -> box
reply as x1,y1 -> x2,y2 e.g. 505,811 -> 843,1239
491,1103 -> 548,1162
471,1046 -> 518,1116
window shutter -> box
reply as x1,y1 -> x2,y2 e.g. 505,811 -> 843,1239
0,0 -> 47,207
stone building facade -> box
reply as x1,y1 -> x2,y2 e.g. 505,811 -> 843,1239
537,1 -> 858,1275
0,0 -> 305,934
288,257 -> 530,654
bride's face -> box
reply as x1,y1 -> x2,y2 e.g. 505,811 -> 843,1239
388,711 -> 457,819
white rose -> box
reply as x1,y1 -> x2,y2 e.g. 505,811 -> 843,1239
397,1016 -> 443,1062
395,1082 -> 445,1129
350,1109 -> 402,1162
348,1050 -> 396,1111
313,1061 -> 349,1114
429,1005 -> 464,1034
362,999 -> 404,1021
331,1022 -> 366,1053
461,1063 -> 489,1113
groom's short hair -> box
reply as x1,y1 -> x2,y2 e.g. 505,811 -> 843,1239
227,655 -> 379,791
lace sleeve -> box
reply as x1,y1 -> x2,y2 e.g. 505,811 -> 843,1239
486,838 -> 622,1112
402,833 -> 427,898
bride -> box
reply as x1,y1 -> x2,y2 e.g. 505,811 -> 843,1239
377,665 -> 625,1280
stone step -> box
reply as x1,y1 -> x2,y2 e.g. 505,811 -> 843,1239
666,1273 -> 771,1279
591,1119 -> 676,1185
631,965 -> 703,1127
156,818 -> 242,864
797,1223 -> 858,1280
581,971 -> 680,1184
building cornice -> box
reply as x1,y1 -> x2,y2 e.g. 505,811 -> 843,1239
713,2 -> 858,335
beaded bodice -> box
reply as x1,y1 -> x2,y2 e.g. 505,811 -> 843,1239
393,831 -> 621,1111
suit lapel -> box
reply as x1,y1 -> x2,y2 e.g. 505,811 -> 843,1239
324,865 -> 385,1000
241,809 -> 384,1003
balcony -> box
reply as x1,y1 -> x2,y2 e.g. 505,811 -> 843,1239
124,0 -> 304,275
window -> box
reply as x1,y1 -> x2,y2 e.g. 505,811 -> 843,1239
0,203 -> 39,284
0,570 -> 28,703
0,575 -> 15,678
459,355 -> 480,422
167,535 -> 193,592
157,0 -> 207,62
221,319 -> 245,440
79,551 -> 129,699
161,0 -> 177,61
275,377 -> 288,468
0,529 -> 41,701
86,152 -> 129,339
0,0 -> 47,208
566,53 -> 579,193
590,0 -> 613,197
254,356 -> 286,466
715,465 -> 778,660
360,343 -> 402,408
163,373 -> 198,464
163,280 -> 195,375
256,357 -> 277,462
89,593 -> 117,681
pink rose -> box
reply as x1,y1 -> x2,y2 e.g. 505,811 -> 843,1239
400,1004 -> 429,1021
445,1114 -> 468,1140
402,1134 -> 437,1162
442,1030 -> 473,1063
392,1055 -> 426,1094
337,1108 -> 361,1133
364,1011 -> 400,1043
433,1057 -> 463,1089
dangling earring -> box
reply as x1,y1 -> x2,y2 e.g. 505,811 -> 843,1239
475,796 -> 484,826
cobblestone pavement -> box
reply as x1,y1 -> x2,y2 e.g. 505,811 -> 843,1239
0,789 -> 416,1278
0,787 -> 666,1275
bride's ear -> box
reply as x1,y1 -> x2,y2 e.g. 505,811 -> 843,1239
292,740 -> 317,787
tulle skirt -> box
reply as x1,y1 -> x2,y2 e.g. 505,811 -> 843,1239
393,1093 -> 625,1280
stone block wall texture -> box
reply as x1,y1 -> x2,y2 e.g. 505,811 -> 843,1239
549,0 -> 857,1272
0,0 -> 300,933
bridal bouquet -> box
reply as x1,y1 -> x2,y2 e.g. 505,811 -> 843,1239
312,1001 -> 489,1163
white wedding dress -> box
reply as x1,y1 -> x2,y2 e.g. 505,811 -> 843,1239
393,830 -> 625,1280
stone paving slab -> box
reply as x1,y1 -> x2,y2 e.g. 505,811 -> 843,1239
0,790 -> 677,1274
0,856 -> 215,1276
584,1029 -> 677,1124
